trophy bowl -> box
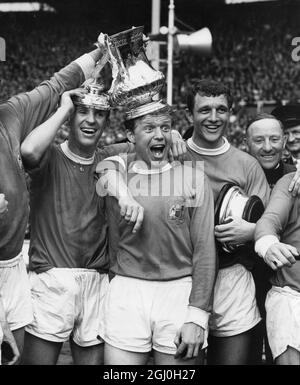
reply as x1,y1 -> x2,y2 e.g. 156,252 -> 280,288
215,183 -> 265,253
107,26 -> 165,108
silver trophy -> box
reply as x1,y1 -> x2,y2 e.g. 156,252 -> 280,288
100,26 -> 165,111
72,46 -> 111,111
215,184 -> 265,253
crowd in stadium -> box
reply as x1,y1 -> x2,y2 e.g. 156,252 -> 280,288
2,0 -> 300,367
1,2 -> 300,146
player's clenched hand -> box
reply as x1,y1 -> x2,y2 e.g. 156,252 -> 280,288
118,195 -> 144,233
174,323 -> 204,360
0,193 -> 8,215
169,130 -> 186,163
264,242 -> 298,270
1,321 -> 20,365
60,89 -> 87,116
214,216 -> 255,244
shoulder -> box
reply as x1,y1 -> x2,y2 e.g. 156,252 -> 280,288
269,172 -> 296,203
276,172 -> 295,187
283,162 -> 297,174
49,143 -> 64,159
172,160 -> 204,175
97,142 -> 135,159
228,146 -> 258,166
0,100 -> 20,129
268,173 -> 295,199
185,146 -> 199,161
26,144 -> 58,177
174,161 -> 212,193
95,151 -> 136,174
230,147 -> 266,179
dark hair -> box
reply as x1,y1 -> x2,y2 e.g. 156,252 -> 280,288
246,113 -> 284,135
124,105 -> 173,132
186,79 -> 233,113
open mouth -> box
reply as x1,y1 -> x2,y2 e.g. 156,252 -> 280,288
205,125 -> 221,132
150,144 -> 166,158
261,154 -> 276,160
80,127 -> 97,136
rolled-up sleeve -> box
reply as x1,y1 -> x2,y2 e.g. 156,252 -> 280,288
255,173 -> 295,255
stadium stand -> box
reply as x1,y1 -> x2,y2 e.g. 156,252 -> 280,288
0,1 -> 299,146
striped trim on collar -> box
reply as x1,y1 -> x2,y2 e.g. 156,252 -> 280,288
60,141 -> 95,165
131,162 -> 172,175
187,137 -> 230,156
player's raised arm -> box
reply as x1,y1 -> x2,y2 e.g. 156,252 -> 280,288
255,173 -> 299,269
21,89 -> 85,168
0,40 -> 105,143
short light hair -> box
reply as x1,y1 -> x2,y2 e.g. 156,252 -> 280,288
124,105 -> 173,133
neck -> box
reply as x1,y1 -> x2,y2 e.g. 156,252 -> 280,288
68,139 -> 96,159
192,134 -> 224,149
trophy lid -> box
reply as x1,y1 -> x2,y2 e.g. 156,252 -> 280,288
72,83 -> 110,111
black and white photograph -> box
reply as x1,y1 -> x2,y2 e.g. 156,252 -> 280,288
1,0 -> 300,368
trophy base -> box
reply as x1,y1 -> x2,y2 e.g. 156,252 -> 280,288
125,100 -> 167,121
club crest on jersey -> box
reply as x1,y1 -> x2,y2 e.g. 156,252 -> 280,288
168,201 -> 185,223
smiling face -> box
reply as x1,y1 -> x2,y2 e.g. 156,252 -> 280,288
247,118 -> 285,170
192,93 -> 230,149
127,112 -> 172,167
68,105 -> 108,157
285,124 -> 300,159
